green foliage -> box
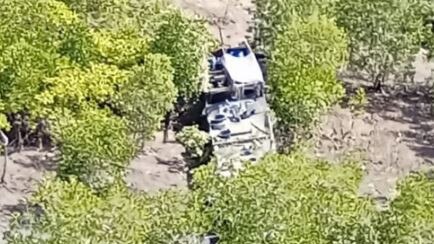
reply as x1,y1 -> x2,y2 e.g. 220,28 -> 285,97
0,113 -> 8,130
7,176 -> 190,244
175,125 -> 210,158
0,0 -> 95,65
0,102 -> 7,129
150,9 -> 216,100
349,87 -> 368,114
63,0 -> 215,101
384,172 -> 434,243
7,153 -> 434,243
4,1 -> 434,243
60,0 -> 128,16
3,153 -> 373,243
0,41 -> 60,113
335,0 -> 434,84
269,15 -> 347,128
61,0 -> 167,34
92,27 -> 150,68
35,64 -> 129,118
0,0 -> 94,116
56,109 -> 135,191
255,0 -> 337,50
113,54 -> 177,144
192,153 -> 379,243
0,0 -> 212,191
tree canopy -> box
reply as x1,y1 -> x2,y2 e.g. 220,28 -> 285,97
7,153 -> 434,243
254,0 -> 337,50
335,0 -> 434,88
269,15 -> 347,129
0,0 -> 214,183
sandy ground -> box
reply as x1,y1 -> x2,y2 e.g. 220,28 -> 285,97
172,0 -> 255,46
126,131 -> 188,193
312,51 -> 434,203
0,150 -> 57,242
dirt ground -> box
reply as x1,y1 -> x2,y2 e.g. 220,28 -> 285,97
126,131 -> 188,193
172,0 -> 255,46
0,150 -> 57,242
312,51 -> 434,203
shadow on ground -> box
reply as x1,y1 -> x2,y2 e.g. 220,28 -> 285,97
364,84 -> 434,165
0,150 -> 57,243
313,67 -> 434,201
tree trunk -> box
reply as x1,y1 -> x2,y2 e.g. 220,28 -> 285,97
373,72 -> 387,94
36,119 -> 50,151
373,77 -> 382,92
1,145 -> 8,184
163,111 -> 172,143
38,136 -> 43,151
17,129 -> 23,152
0,130 -> 9,184
12,114 -> 23,152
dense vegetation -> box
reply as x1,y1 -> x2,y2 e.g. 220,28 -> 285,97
0,0 -> 214,188
258,0 -> 434,128
335,0 -> 434,90
269,14 -> 347,129
2,0 -> 434,243
7,153 -> 434,243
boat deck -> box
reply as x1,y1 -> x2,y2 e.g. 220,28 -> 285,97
205,96 -> 274,164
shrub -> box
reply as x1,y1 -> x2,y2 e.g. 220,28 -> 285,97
269,15 -> 347,129
254,0 -> 337,50
7,153 -> 434,243
7,153 -> 379,243
55,109 -> 135,191
175,125 -> 210,159
335,0 -> 434,89
384,172 -> 434,243
113,54 -> 177,146
150,9 -> 216,100
349,87 -> 368,114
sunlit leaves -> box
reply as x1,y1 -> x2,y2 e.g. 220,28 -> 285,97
3,1 -> 434,243
175,125 -> 210,158
191,153 -> 378,243
0,115 -> 8,130
92,27 -> 150,68
385,172 -> 434,243
56,108 -> 135,191
0,0 -> 95,65
62,0 -> 215,101
7,176 -> 189,244
0,0 -> 94,116
254,1 -> 346,129
0,0 -> 212,193
151,10 -> 216,100
113,54 -> 177,144
255,0 -> 337,50
35,64 -> 129,118
64,0 -> 216,101
269,15 -> 347,128
61,0 -> 166,34
0,41 -> 61,113
7,152 -> 434,243
335,0 -> 434,82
